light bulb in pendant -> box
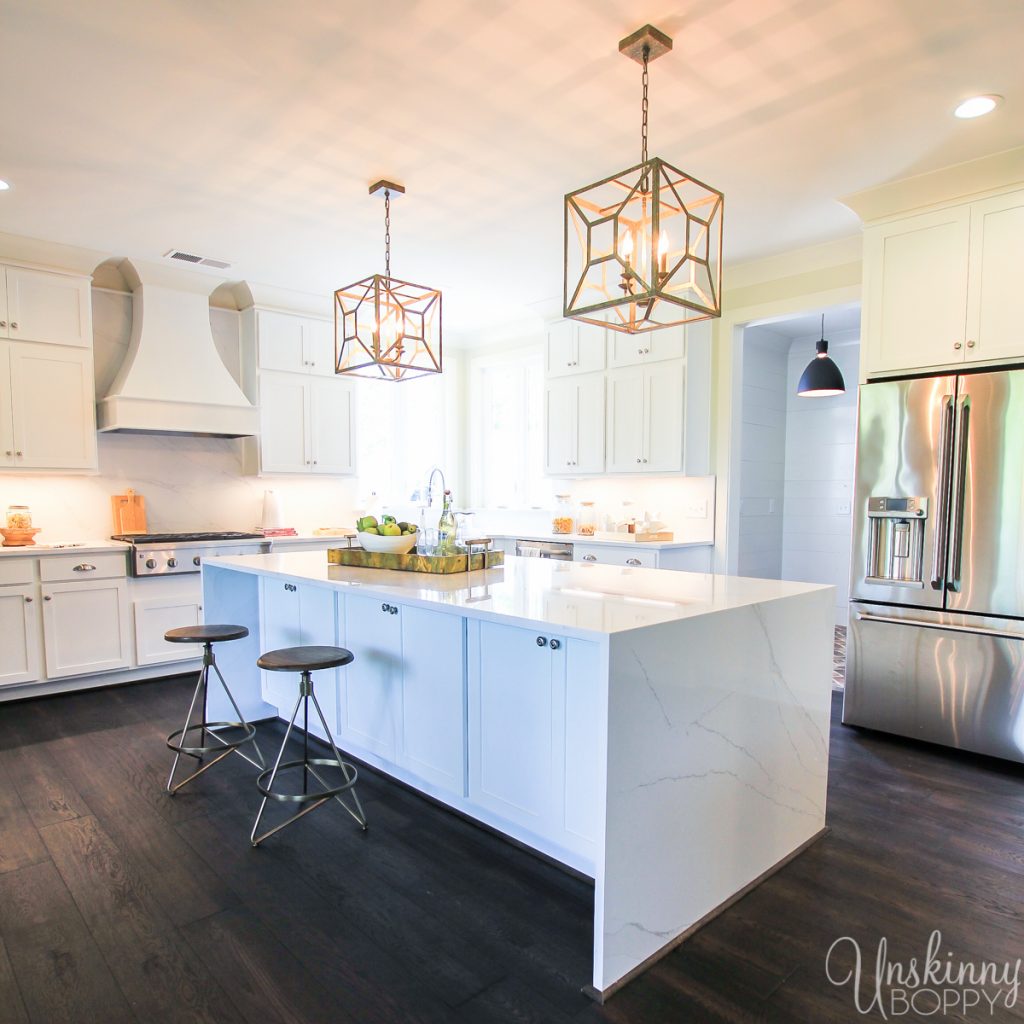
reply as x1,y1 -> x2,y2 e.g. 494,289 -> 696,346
619,230 -> 634,266
658,227 -> 669,275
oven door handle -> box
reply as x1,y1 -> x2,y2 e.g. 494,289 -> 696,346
930,394 -> 955,591
855,611 -> 1024,642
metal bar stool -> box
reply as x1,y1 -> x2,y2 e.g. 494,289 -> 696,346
165,624 -> 266,795
251,645 -> 367,847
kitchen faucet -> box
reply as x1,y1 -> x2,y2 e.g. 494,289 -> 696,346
425,466 -> 447,508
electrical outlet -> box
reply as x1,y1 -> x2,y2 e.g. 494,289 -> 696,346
837,501 -> 851,515
684,499 -> 709,518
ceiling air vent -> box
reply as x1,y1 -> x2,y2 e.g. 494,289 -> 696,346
163,249 -> 233,271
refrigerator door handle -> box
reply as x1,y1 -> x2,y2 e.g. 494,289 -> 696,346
947,396 -> 971,593
854,611 -> 1024,642
930,394 -> 956,591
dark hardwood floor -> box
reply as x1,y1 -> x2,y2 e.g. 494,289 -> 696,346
0,676 -> 1022,1023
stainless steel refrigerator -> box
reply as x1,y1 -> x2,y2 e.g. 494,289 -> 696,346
844,369 -> 1024,763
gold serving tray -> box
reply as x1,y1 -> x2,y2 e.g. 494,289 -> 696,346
328,547 -> 505,574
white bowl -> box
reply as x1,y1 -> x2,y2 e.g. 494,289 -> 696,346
357,530 -> 418,555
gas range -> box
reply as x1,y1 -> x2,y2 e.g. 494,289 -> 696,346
112,532 -> 269,577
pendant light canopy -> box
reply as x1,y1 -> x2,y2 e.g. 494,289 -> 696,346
563,25 -> 724,335
335,180 -> 442,381
797,316 -> 846,397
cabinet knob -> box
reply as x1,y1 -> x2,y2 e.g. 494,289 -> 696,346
642,458 -> 648,463
284,583 -> 297,592
44,595 -> 52,601
636,458 -> 641,463
193,556 -> 202,566
536,636 -> 547,647
0,321 -> 6,328
382,602 -> 389,612
4,451 -> 10,457
24,596 -> 32,603
549,639 -> 561,650
967,340 -> 976,349
626,557 -> 642,566
954,341 -> 962,350
15,451 -> 22,457
10,322 -> 17,330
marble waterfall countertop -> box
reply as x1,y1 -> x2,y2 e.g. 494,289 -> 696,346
208,550 -> 829,638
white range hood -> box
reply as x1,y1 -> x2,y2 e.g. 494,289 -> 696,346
97,259 -> 257,437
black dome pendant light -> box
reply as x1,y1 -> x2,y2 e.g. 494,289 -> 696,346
797,315 -> 846,397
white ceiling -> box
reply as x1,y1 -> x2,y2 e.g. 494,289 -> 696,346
1,0 -> 1022,342
748,303 -> 861,341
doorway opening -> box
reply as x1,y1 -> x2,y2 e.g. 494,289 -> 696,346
735,303 -> 860,688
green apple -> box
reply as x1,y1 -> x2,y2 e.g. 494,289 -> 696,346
356,515 -> 378,530
382,523 -> 402,537
361,526 -> 379,535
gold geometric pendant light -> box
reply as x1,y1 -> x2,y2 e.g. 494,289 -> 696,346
335,180 -> 443,381
564,25 -> 724,334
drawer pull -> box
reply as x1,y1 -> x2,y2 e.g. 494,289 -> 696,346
626,557 -> 642,566
582,554 -> 597,562
73,563 -> 97,572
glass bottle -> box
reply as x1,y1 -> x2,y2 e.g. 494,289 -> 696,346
6,505 -> 32,530
437,490 -> 457,555
552,494 -> 575,535
577,501 -> 597,537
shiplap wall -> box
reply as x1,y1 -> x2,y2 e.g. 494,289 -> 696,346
736,330 -> 789,579
781,331 -> 861,624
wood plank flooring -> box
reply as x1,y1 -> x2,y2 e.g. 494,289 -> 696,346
0,675 -> 1021,1023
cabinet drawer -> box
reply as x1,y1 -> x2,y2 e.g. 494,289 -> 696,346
0,558 -> 34,586
574,544 -> 658,568
40,552 -> 128,583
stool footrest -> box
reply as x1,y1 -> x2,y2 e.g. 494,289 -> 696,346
167,721 -> 257,758
256,758 -> 359,802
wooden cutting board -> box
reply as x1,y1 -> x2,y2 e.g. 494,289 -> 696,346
111,489 -> 147,535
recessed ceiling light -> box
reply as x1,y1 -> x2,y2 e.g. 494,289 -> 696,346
0,179 -> 10,191
954,94 -> 1002,119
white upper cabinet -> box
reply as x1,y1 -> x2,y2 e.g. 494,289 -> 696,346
863,187 -> 1024,376
256,309 -> 335,376
545,320 -> 606,377
258,372 -> 309,473
1,266 -> 92,348
965,190 -> 1024,364
544,373 -> 605,475
606,361 -> 685,473
607,324 -> 685,367
4,342 -> 98,470
309,375 -> 355,474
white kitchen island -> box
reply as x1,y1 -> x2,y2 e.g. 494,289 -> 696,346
203,552 -> 834,1000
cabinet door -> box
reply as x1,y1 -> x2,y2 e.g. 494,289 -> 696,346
574,323 -> 606,375
574,373 -> 606,473
257,310 -> 306,373
607,324 -> 685,367
400,607 -> 465,795
863,207 -> 971,374
8,343 -> 98,469
544,377 -> 577,473
644,361 -> 684,471
259,373 -> 309,473
0,344 -> 14,466
298,585 -> 340,741
605,367 -> 646,472
41,580 -> 130,678
469,620 -> 560,832
339,594 -> 402,760
965,190 -> 1024,364
545,320 -> 578,378
309,377 -> 355,474
133,595 -> 202,666
302,318 -> 336,376
261,578 -> 303,710
0,585 -> 42,686
561,639 -> 601,848
4,268 -> 91,348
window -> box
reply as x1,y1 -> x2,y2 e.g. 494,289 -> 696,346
469,347 -> 553,508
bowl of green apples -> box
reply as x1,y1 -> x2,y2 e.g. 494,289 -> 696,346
356,515 -> 419,554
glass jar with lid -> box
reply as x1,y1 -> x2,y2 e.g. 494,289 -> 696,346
552,494 -> 575,535
6,505 -> 32,530
577,501 -> 597,537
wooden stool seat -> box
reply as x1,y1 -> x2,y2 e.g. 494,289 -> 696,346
165,624 -> 250,644
257,645 -> 354,672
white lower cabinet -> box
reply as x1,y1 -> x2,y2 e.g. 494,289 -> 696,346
261,579 -> 339,733
132,577 -> 203,667
0,583 -> 42,686
468,619 -> 600,857
41,579 -> 131,678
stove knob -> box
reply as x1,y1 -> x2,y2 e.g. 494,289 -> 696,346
145,558 -> 157,569
193,555 -> 202,567
167,557 -> 178,569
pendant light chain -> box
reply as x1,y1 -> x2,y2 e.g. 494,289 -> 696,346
640,44 -> 650,193
383,189 -> 392,282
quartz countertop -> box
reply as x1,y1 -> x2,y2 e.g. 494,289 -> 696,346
207,551 -> 830,638
0,539 -> 131,558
